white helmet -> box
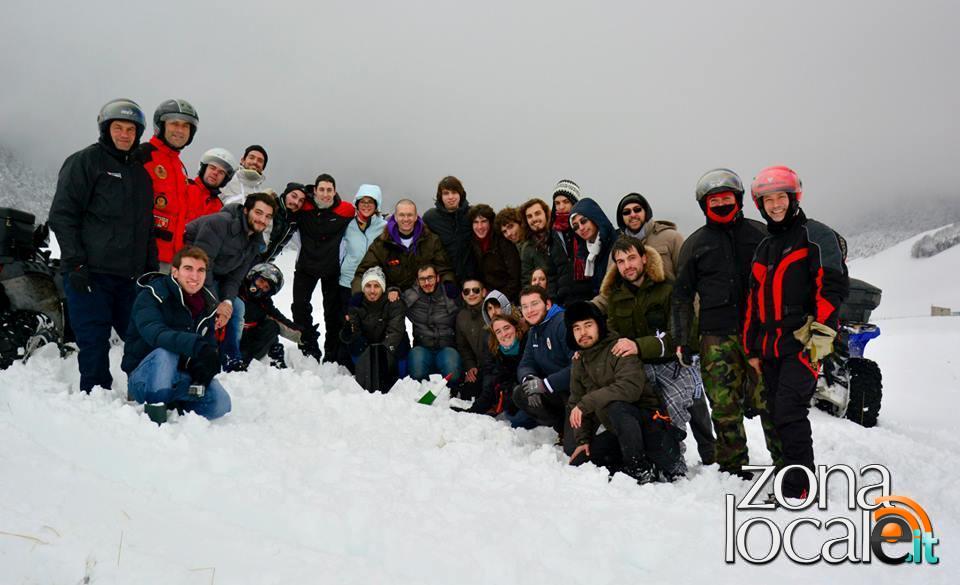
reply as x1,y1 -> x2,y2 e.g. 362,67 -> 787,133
198,147 -> 237,187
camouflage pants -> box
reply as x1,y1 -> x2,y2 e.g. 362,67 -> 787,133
700,335 -> 782,474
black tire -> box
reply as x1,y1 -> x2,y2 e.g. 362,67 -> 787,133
845,358 -> 882,428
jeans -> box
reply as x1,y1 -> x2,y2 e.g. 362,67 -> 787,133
221,296 -> 245,363
127,348 -> 231,420
407,346 -> 461,382
64,273 -> 137,392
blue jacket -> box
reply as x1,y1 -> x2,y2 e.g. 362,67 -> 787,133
517,303 -> 573,394
121,273 -> 219,374
339,184 -> 387,288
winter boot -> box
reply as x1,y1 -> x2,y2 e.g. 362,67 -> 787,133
268,343 -> 287,369
622,458 -> 658,485
223,357 -> 247,373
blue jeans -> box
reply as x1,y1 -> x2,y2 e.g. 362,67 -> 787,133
127,348 -> 231,420
64,273 -> 137,392
407,346 -> 461,383
221,296 -> 245,363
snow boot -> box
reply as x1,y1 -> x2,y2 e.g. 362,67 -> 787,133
268,343 -> 287,369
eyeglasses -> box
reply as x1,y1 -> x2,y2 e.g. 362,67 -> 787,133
621,206 -> 644,216
462,287 -> 482,295
418,275 -> 436,283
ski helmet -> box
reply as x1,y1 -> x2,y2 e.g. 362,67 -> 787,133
695,168 -> 744,209
750,165 -> 803,206
244,263 -> 284,298
198,147 -> 237,188
97,98 -> 146,143
153,99 -> 199,147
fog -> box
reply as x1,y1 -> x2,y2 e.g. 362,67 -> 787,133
1,0 -> 957,233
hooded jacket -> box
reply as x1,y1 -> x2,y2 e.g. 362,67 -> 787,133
423,197 -> 477,284
599,245 -> 678,364
614,193 -> 684,281
551,198 -> 615,303
140,136 -> 191,264
568,332 -> 660,445
517,303 -> 573,393
351,217 -> 453,293
295,193 -> 355,277
339,185 -> 388,288
121,273 -> 218,374
481,290 -> 514,327
49,137 -> 158,277
183,203 -> 264,300
220,169 -> 268,206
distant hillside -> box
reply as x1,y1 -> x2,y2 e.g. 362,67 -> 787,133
0,146 -> 56,222
836,195 -> 960,258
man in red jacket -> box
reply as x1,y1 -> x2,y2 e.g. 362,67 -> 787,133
140,99 -> 199,270
185,147 -> 237,226
744,165 -> 849,501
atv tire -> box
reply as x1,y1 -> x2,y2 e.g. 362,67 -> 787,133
845,358 -> 882,428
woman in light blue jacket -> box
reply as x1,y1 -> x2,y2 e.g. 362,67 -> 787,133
339,184 -> 387,297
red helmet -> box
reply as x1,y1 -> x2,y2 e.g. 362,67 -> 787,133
750,165 -> 802,209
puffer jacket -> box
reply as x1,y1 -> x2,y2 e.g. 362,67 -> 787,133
183,203 -> 264,300
403,283 -> 460,350
48,137 -> 158,277
339,185 -> 387,288
517,303 -> 573,393
568,332 -> 660,445
121,273 -> 218,373
340,293 -> 409,354
423,197 -> 477,284
140,136 -> 191,264
599,245 -> 676,365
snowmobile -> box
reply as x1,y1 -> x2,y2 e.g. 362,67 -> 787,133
0,207 -> 71,369
813,278 -> 883,427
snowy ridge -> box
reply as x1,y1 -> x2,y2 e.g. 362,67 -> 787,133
0,146 -> 56,221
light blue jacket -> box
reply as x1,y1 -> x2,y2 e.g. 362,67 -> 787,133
339,184 -> 388,288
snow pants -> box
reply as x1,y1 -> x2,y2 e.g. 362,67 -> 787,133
605,401 -> 687,479
761,351 -> 818,498
291,270 -> 345,363
65,273 -> 136,392
127,348 -> 231,420
240,318 -> 280,363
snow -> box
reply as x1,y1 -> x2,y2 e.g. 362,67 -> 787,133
2,240 -> 958,584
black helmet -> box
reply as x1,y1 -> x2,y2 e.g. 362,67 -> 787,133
153,99 -> 199,147
97,98 -> 146,143
695,168 -> 744,210
244,263 -> 284,299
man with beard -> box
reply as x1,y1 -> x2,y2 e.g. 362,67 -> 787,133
261,182 -> 308,262
184,192 -> 277,370
48,98 -> 158,393
614,192 -> 684,281
546,180 -> 589,306
404,265 -> 462,384
518,197 -> 552,286
423,175 -> 477,285
141,99 -> 199,270
745,165 -> 848,500
566,301 -> 686,484
220,145 -> 270,205
672,168 -> 781,481
292,173 -> 355,362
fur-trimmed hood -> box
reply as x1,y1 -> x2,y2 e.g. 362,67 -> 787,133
599,244 -> 665,297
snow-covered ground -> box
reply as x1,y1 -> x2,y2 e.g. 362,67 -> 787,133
1,238 -> 957,584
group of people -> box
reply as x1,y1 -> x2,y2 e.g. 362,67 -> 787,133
49,97 -> 849,496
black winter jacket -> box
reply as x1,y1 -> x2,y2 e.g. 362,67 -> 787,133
48,138 -> 158,277
262,194 -> 299,262
295,195 -> 354,277
121,273 -> 218,373
423,199 -> 477,284
672,215 -> 767,346
183,204 -> 264,300
340,293 -> 409,354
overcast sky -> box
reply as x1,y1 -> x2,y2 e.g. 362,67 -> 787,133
1,0 -> 957,233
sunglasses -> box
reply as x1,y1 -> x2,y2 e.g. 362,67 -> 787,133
621,206 -> 644,216
462,286 -> 482,295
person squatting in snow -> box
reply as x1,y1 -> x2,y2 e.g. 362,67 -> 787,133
49,98 -> 851,485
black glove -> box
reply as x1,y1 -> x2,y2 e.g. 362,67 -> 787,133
188,343 -> 221,386
68,267 -> 93,294
677,345 -> 698,367
520,375 -> 547,410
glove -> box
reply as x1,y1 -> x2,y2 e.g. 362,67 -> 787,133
807,321 -> 837,362
520,375 -> 547,410
188,343 -> 221,386
68,267 -> 93,294
677,345 -> 698,367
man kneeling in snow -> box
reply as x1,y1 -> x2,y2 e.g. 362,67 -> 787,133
566,301 -> 684,484
121,246 -> 232,420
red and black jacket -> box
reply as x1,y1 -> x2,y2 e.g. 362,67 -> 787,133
184,177 -> 223,226
743,209 -> 849,360
140,136 -> 190,264
295,194 -> 355,277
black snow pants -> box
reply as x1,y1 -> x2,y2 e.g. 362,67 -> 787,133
761,352 -> 818,498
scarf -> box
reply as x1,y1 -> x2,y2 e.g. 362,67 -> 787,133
584,235 -> 602,277
500,338 -> 521,356
553,212 -> 570,233
475,232 -> 492,255
573,237 -> 588,281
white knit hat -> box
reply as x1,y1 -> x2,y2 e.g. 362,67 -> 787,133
361,266 -> 386,291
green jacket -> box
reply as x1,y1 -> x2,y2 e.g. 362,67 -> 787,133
598,244 -> 675,365
569,333 -> 660,445
351,223 -> 453,293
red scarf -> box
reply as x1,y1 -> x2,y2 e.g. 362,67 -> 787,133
553,211 -> 571,233
572,237 -> 588,281
475,232 -> 492,254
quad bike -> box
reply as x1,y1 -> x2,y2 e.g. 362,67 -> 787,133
813,278 -> 883,427
0,207 -> 72,369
